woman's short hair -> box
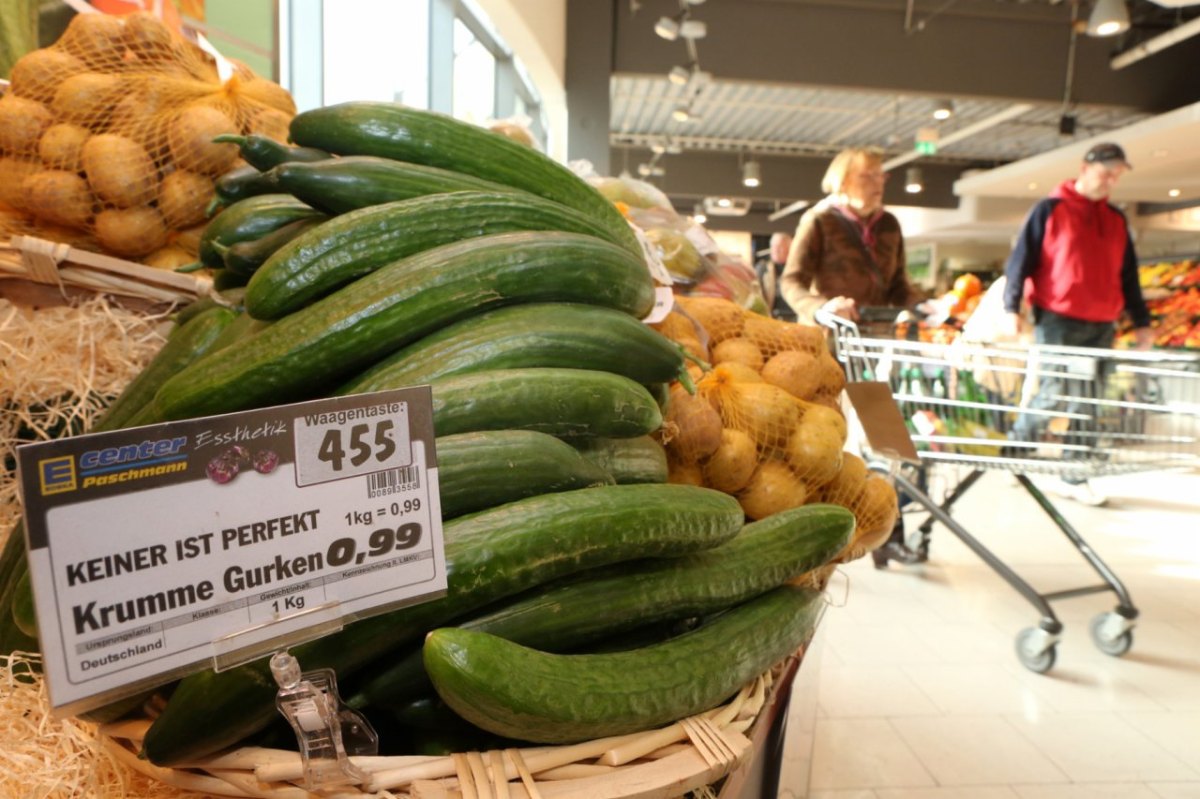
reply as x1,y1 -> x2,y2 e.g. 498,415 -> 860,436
821,147 -> 884,195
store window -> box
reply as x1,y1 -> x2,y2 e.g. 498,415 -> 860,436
280,0 -> 548,149
452,17 -> 496,124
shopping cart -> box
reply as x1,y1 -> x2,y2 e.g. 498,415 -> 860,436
819,311 -> 1200,673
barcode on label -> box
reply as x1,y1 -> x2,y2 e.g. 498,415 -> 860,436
367,465 -> 420,498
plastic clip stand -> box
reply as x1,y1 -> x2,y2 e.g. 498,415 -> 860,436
270,650 -> 379,789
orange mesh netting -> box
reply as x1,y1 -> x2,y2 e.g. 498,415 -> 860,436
653,295 -> 898,563
0,11 -> 295,265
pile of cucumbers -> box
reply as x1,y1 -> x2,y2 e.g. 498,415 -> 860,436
0,102 -> 854,764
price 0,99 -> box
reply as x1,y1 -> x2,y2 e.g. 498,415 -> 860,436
326,522 -> 423,569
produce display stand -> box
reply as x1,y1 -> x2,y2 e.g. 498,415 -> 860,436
822,311 -> 1200,673
85,648 -> 810,799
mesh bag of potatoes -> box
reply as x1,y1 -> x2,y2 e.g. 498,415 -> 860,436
653,295 -> 899,566
0,11 -> 295,266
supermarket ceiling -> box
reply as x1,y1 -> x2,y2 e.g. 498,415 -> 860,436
573,0 -> 1200,227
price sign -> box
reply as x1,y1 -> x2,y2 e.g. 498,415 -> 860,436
17,388 -> 445,715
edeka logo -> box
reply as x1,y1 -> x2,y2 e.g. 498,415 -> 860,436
39,456 -> 77,496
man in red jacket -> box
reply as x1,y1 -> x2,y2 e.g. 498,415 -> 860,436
1002,142 -> 1153,506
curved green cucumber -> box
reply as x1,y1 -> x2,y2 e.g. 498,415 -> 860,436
222,216 -> 327,277
245,191 -> 642,320
437,430 -> 612,519
11,570 -> 36,638
92,306 -> 237,431
265,155 -> 518,215
212,134 -> 330,171
198,194 -> 321,269
423,368 -> 663,439
339,303 -> 685,395
154,232 -> 655,421
141,483 -> 744,765
353,504 -> 851,707
567,435 -> 669,484
212,163 -> 275,208
424,583 -> 824,744
0,526 -> 38,656
288,102 -> 638,254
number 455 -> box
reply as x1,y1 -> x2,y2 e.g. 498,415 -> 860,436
318,421 -> 396,472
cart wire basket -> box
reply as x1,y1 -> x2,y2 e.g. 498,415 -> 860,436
819,310 -> 1200,673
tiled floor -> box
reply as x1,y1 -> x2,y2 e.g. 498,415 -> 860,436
776,468 -> 1200,799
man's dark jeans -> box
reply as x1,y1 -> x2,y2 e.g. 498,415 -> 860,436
1010,308 -> 1114,480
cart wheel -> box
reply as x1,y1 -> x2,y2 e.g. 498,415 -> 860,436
1015,628 -> 1057,674
1090,612 -> 1134,657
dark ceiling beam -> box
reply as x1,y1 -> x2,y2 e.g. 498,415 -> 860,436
614,0 -> 1200,112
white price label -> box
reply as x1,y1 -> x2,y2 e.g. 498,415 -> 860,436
17,388 -> 446,715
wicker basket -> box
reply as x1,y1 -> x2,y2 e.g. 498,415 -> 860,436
95,652 -> 802,799
0,235 -> 212,309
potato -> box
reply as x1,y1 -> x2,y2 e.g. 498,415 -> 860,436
711,337 -> 764,371
0,96 -> 54,155
851,475 -> 900,551
823,452 -> 868,503
168,104 -> 240,176
82,134 -> 158,208
143,245 -> 196,270
95,206 -> 169,257
158,169 -> 215,229
9,49 -> 86,101
738,460 -> 807,521
815,351 -> 847,395
702,428 -> 758,494
667,458 -> 705,487
22,170 -> 95,228
246,106 -> 291,142
0,158 -> 40,211
111,93 -> 173,160
652,311 -> 699,343
38,123 -> 90,171
676,295 -> 744,343
123,11 -> 175,60
52,72 -> 122,128
665,385 -> 723,463
59,12 -> 128,66
784,419 -> 843,486
761,349 -> 821,400
236,77 -> 297,116
726,381 -> 801,449
173,222 -> 207,255
711,362 -> 763,385
801,402 -> 848,445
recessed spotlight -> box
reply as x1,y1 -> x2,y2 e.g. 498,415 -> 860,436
932,99 -> 954,121
1168,188 -> 1181,198
693,202 -> 706,224
716,197 -> 732,208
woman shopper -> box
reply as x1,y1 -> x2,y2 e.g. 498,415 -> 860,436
780,146 -> 921,324
782,147 -> 923,568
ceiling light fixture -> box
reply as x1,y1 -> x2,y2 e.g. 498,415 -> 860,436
654,13 -> 683,40
932,99 -> 954,121
693,202 -> 707,224
637,163 -> 665,178
672,104 -> 698,123
1168,188 -> 1182,198
668,64 -> 691,85
1086,0 -> 1130,37
905,166 -> 924,194
742,159 -> 761,188
679,18 -> 707,39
